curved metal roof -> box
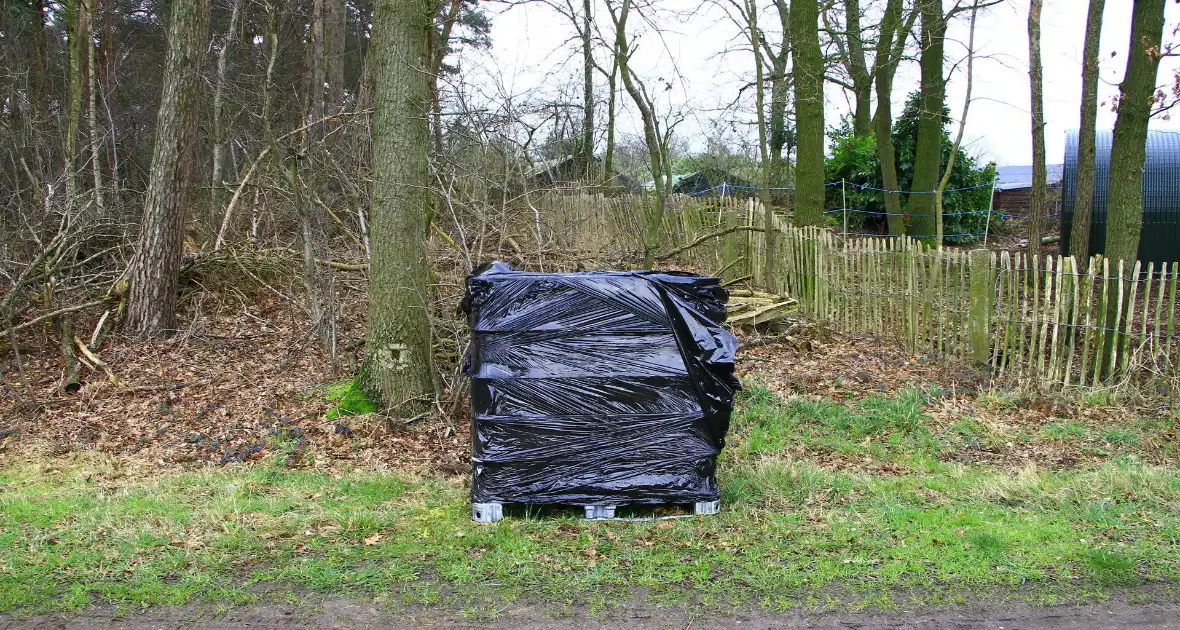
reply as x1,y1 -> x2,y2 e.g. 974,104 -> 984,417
1062,129 -> 1180,264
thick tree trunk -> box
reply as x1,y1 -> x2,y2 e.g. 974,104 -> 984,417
1102,0 -> 1166,376
124,0 -> 209,339
361,0 -> 436,415
844,0 -> 872,138
1104,0 -> 1165,266
872,0 -> 911,236
581,0 -> 595,178
1069,0 -> 1105,261
1027,0 -> 1047,258
905,0 -> 946,241
791,0 -> 825,227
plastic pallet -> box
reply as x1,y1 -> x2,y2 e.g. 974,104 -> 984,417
471,500 -> 721,522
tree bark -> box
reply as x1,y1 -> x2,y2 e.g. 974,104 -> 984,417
791,0 -> 825,227
430,0 -> 464,155
1102,0 -> 1166,376
1026,0 -> 1047,258
746,0 -> 776,285
872,0 -> 915,236
905,0 -> 946,241
211,0 -> 244,215
327,0 -> 346,107
309,0 -> 327,130
581,0 -> 595,177
361,0 -> 437,415
843,0 -> 872,138
124,0 -> 209,339
85,0 -> 105,214
767,0 -> 791,205
936,0 -> 978,246
1103,0 -> 1165,266
603,52 -> 619,183
65,0 -> 85,209
612,0 -> 672,266
1069,0 -> 1105,261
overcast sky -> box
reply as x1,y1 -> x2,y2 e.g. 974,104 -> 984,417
474,0 -> 1180,167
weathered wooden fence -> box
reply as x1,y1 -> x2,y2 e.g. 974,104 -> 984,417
537,193 -> 1179,389
764,228 -> 1178,388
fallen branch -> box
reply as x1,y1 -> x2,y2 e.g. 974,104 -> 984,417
720,275 -> 752,288
74,335 -> 117,384
279,248 -> 368,271
656,225 -> 765,261
0,300 -> 109,340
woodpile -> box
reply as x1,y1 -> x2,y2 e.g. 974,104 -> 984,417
727,289 -> 797,327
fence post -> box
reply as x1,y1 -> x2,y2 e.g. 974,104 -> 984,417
841,179 -> 848,240
983,179 -> 996,246
969,248 -> 995,366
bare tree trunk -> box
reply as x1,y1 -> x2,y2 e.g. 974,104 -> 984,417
211,0 -> 244,215
362,0 -> 436,415
65,0 -> 85,208
746,0 -> 776,285
430,0 -> 464,155
124,0 -> 209,339
843,0 -> 872,138
1104,3 -> 1166,242
871,0 -> 914,236
582,0 -> 595,178
309,0 -> 327,129
1102,0 -> 1166,376
768,0 -> 791,206
611,0 -> 672,266
1027,0 -> 1047,258
1069,0 -> 1105,261
603,53 -> 619,182
327,0 -> 346,108
791,0 -> 824,226
905,0 -> 946,241
936,0 -> 979,246
85,0 -> 105,214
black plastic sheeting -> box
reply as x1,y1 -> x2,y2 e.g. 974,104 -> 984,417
463,262 -> 740,505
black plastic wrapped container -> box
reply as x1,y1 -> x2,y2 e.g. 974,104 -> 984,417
463,262 -> 739,517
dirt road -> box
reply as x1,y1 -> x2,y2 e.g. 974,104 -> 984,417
5,595 -> 1180,630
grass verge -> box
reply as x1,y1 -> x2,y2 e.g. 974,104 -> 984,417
1,384 -> 1177,616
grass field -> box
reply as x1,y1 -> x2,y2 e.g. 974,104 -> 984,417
2,382 -> 1178,617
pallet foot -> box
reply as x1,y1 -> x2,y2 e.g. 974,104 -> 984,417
583,505 -> 617,520
472,503 -> 504,523
694,500 -> 720,515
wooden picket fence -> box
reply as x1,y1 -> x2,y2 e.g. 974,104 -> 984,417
761,227 -> 1179,388
537,193 -> 1179,390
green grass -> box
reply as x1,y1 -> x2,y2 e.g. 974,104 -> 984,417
1,384 -> 1178,617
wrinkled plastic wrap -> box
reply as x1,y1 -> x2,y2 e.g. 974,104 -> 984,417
464,262 -> 739,505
